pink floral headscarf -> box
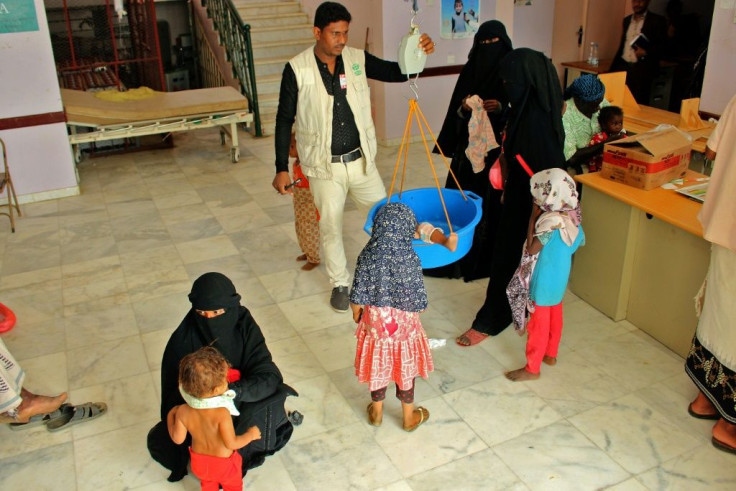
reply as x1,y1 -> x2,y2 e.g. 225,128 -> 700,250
530,168 -> 580,246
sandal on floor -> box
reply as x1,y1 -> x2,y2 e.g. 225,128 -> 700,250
46,402 -> 107,432
367,403 -> 382,427
8,403 -> 73,431
688,402 -> 720,420
456,328 -> 489,347
712,436 -> 736,455
403,406 -> 429,432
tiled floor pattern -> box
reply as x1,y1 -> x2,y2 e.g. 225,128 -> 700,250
1,130 -> 734,490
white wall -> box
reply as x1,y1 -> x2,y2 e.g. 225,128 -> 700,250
0,0 -> 78,201
512,0 -> 556,58
700,3 -> 736,115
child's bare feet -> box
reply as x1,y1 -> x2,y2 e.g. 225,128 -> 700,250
543,356 -> 557,366
296,254 -> 307,262
504,368 -> 540,382
14,389 -> 68,423
445,233 -> 458,252
301,261 -> 319,271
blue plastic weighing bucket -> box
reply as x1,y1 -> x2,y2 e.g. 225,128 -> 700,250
363,188 -> 483,269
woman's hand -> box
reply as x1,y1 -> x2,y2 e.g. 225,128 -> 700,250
461,95 -> 472,112
483,99 -> 502,113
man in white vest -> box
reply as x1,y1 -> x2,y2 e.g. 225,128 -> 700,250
273,1 -> 435,312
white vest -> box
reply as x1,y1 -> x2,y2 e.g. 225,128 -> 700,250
289,46 -> 377,179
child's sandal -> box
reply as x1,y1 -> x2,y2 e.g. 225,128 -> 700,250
367,403 -> 382,427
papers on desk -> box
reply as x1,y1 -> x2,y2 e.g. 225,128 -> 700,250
675,182 -> 709,203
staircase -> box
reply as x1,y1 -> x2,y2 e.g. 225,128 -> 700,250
231,0 -> 314,135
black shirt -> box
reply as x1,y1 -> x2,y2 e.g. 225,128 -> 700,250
274,50 -> 408,173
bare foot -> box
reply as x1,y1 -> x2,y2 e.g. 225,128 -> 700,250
504,368 -> 540,382
14,390 -> 68,423
445,233 -> 458,252
301,261 -> 319,271
543,356 -> 557,366
712,418 -> 736,450
456,328 -> 488,346
296,254 -> 307,262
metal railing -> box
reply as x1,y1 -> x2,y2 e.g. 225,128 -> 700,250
197,0 -> 262,136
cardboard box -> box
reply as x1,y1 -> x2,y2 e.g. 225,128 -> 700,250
601,127 -> 691,190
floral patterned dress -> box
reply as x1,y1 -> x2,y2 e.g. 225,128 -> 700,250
354,305 -> 433,392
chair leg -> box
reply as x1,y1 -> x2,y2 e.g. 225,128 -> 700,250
4,177 -> 19,233
8,177 -> 20,216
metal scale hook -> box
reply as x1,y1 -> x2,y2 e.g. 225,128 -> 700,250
405,0 -> 421,100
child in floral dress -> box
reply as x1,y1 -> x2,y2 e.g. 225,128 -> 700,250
349,202 -> 434,431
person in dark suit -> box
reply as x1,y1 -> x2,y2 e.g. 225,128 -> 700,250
610,0 -> 667,104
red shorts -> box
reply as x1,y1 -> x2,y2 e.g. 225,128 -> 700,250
189,448 -> 243,491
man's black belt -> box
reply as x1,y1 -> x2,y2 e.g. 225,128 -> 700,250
331,148 -> 362,163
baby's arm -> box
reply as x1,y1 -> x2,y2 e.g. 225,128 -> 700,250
167,405 -> 188,444
219,414 -> 262,450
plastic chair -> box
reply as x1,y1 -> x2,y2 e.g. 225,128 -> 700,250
0,138 -> 21,232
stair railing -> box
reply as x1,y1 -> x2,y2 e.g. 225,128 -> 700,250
197,0 -> 262,136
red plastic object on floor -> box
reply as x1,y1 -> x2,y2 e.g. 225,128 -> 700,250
0,303 -> 16,333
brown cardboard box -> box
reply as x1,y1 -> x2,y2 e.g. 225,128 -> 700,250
601,127 -> 691,190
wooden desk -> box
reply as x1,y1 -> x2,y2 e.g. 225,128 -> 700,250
561,59 -> 613,87
623,104 -> 713,153
570,171 -> 711,357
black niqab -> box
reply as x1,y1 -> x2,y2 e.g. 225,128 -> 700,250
434,21 -> 512,157
187,272 -> 243,365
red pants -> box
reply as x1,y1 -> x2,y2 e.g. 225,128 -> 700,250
189,448 -> 243,491
525,303 -> 563,374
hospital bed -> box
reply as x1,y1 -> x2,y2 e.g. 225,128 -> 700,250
61,86 -> 254,163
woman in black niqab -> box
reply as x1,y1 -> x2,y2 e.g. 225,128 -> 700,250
148,272 -> 296,481
427,21 -> 512,281
457,48 -> 566,346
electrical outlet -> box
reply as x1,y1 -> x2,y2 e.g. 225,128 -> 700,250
447,54 -> 455,64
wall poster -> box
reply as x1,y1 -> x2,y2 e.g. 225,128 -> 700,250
440,0 -> 480,40
0,0 -> 39,34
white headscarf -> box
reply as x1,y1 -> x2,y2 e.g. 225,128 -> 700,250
529,168 -> 580,246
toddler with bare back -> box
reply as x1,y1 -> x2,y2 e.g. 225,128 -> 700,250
168,347 -> 261,491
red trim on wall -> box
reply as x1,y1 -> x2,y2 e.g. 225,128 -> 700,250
421,65 -> 464,77
0,112 -> 67,131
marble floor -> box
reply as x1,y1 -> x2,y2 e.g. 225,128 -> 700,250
0,129 -> 734,491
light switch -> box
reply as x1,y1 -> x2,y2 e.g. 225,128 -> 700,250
447,54 -> 455,64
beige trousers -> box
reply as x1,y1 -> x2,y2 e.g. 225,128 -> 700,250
308,157 -> 386,287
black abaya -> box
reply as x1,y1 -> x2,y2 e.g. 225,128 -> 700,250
147,273 -> 296,481
470,48 -> 566,336
427,21 -> 511,281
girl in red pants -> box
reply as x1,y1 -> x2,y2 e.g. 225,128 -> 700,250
505,168 -> 585,381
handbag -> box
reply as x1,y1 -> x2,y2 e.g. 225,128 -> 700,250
489,155 -> 504,190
